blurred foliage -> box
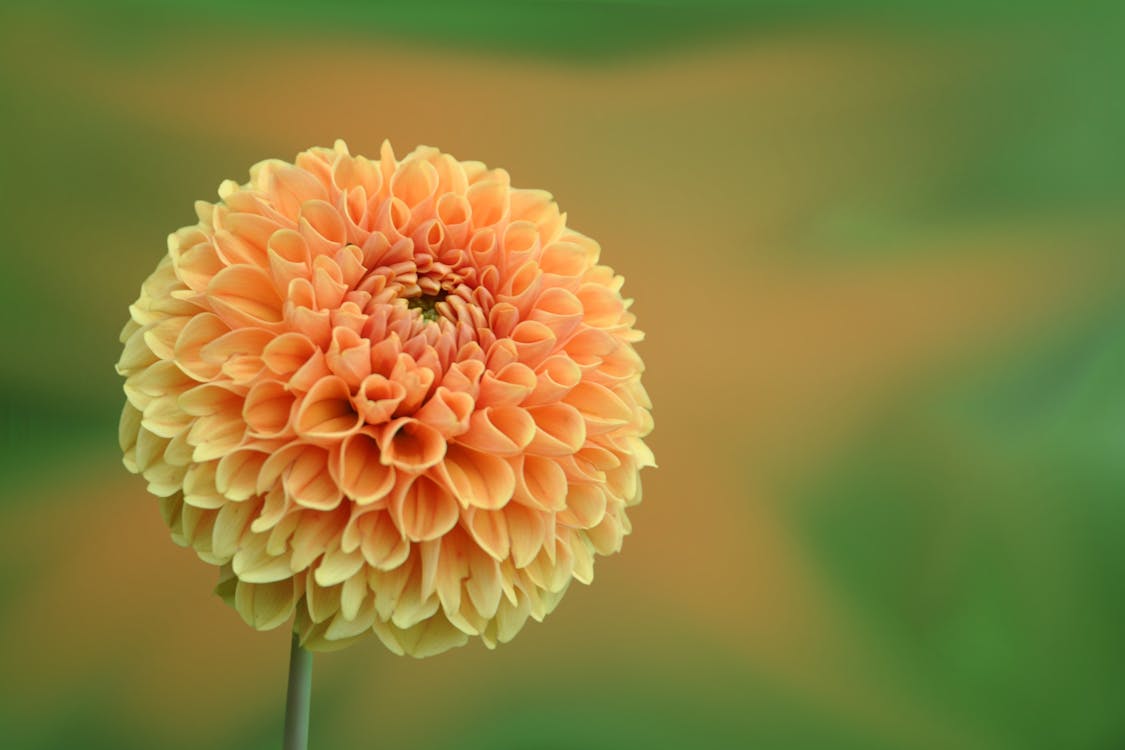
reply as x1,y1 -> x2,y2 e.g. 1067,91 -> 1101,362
796,303 -> 1125,748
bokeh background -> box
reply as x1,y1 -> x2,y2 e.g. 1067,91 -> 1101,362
2,2 -> 1124,748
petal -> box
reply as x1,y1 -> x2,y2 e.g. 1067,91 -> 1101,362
525,404 -> 586,457
315,545 -> 365,587
558,483 -> 607,529
456,406 -> 534,456
243,380 -> 296,437
380,418 -> 446,471
466,507 -> 509,562
355,374 -> 406,424
216,448 -> 270,501
262,332 -> 317,377
435,444 -> 515,510
356,511 -> 411,570
207,265 -> 285,328
465,544 -> 503,619
285,445 -> 343,510
337,431 -> 396,504
392,475 -> 459,542
415,387 -> 474,437
563,381 -> 632,434
295,376 -> 362,439
504,502 -> 546,568
514,455 -> 568,512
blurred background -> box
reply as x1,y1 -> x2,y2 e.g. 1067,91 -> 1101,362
1,2 -> 1124,748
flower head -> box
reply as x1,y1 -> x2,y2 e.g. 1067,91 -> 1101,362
117,140 -> 653,656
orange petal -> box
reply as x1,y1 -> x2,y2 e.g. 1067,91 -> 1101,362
174,313 -> 230,380
435,444 -> 515,510
355,511 -> 410,570
326,326 -> 372,389
467,178 -> 508,229
509,320 -> 556,368
466,508 -> 509,562
243,380 -> 296,437
207,265 -> 285,328
456,406 -> 534,456
267,229 -> 311,293
380,418 -> 446,471
262,332 -> 316,376
299,199 -> 348,255
284,445 -> 343,510
355,374 -> 406,424
295,376 -> 361,439
558,483 -> 607,529
524,354 -> 582,407
562,381 -> 632,434
415,387 -> 474,437
476,362 -> 536,407
393,475 -> 458,541
525,404 -> 586,457
514,454 -> 568,511
337,431 -> 396,504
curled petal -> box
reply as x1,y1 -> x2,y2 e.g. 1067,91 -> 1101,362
465,545 -> 503,619
509,320 -> 556,369
315,545 -> 365,587
525,403 -> 586,457
262,332 -> 317,377
299,200 -> 348,255
355,374 -> 406,424
389,354 -> 436,415
457,406 -> 534,456
267,229 -> 311,291
174,313 -> 230,380
234,577 -> 299,630
525,354 -> 581,407
434,444 -> 515,510
381,418 -> 446,472
467,179 -> 509,229
514,455 -> 568,512
415,386 -> 474,437
466,507 -> 509,562
504,502 -> 546,568
216,447 -> 271,501
207,265 -> 285,328
562,381 -> 633,434
353,510 -> 410,570
243,380 -> 297,437
477,362 -> 536,408
295,376 -> 362,440
558,484 -> 607,529
326,326 -> 372,389
337,431 -> 396,504
391,475 -> 459,542
540,240 -> 592,276
260,443 -> 343,511
232,534 -> 294,583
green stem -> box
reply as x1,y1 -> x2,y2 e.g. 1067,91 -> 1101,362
283,632 -> 313,750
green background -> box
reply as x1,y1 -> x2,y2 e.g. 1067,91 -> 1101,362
1,2 -> 1123,748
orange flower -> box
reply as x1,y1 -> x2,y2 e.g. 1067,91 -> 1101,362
117,141 -> 653,656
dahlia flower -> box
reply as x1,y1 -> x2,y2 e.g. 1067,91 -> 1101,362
117,140 -> 653,658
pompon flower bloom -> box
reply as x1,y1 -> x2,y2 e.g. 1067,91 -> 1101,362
117,140 -> 653,657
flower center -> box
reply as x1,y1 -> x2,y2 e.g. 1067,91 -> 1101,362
406,290 -> 448,322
